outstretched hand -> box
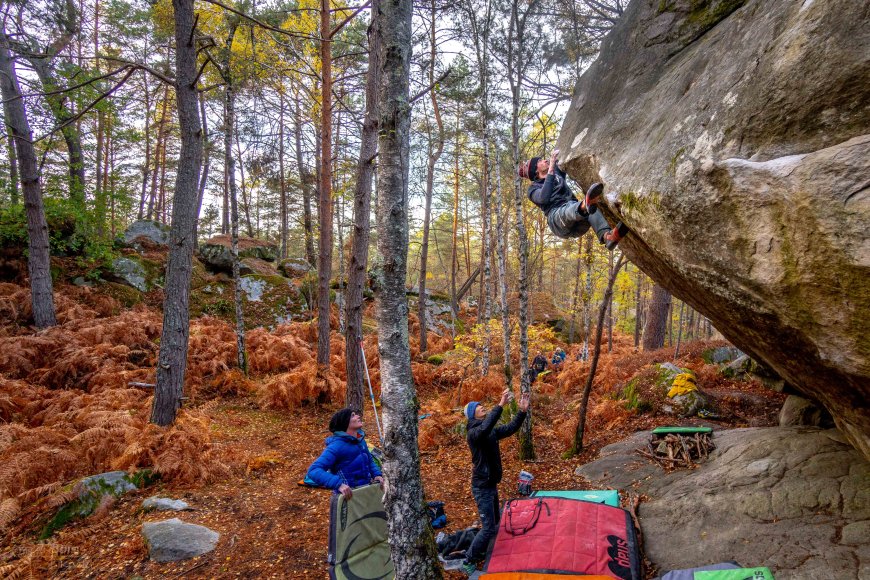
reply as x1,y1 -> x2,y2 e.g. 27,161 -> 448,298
499,388 -> 513,407
518,393 -> 530,412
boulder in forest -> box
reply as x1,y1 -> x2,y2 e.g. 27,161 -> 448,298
558,0 -> 870,458
123,220 -> 170,249
198,235 -> 278,273
576,427 -> 870,578
142,518 -> 219,562
278,258 -> 314,278
109,256 -> 162,292
779,394 -> 833,428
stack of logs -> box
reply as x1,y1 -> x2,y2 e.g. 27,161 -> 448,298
636,432 -> 715,469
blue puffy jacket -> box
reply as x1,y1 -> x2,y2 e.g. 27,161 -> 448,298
305,430 -> 382,491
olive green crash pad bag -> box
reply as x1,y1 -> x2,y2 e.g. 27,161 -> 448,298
328,483 -> 395,580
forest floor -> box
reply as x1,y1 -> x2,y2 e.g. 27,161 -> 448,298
0,278 -> 785,579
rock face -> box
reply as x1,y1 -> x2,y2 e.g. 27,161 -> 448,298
558,0 -> 870,458
199,235 -> 278,273
142,518 -> 219,562
576,427 -> 870,578
123,220 -> 170,248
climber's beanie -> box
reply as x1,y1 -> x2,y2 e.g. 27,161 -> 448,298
518,157 -> 541,180
464,401 -> 480,421
329,408 -> 354,433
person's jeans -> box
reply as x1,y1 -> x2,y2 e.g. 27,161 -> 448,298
548,201 -> 612,241
465,485 -> 500,564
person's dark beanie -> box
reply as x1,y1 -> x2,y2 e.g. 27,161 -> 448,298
329,408 -> 354,433
518,157 -> 541,180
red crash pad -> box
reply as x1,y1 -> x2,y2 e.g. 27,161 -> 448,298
483,497 -> 641,580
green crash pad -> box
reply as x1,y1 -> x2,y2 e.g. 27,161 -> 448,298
694,568 -> 774,579
531,489 -> 620,507
652,426 -> 713,435
328,484 -> 395,580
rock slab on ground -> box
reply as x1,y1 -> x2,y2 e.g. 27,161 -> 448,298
557,0 -> 870,459
79,471 -> 138,497
142,497 -> 191,512
111,257 -> 149,292
142,518 -> 219,562
576,427 -> 870,578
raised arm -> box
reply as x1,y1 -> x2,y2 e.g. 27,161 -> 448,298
467,406 -> 503,443
493,409 -> 527,439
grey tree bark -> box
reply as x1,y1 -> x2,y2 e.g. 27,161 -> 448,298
317,0 -> 334,369
374,0 -> 441,572
220,21 -> 247,373
508,0 -> 536,460
495,156 -> 512,385
293,96 -> 317,267
5,129 -> 18,204
642,283 -> 671,351
345,0 -> 381,414
151,0 -> 203,425
21,0 -> 85,205
0,29 -> 56,328
417,0 -> 444,354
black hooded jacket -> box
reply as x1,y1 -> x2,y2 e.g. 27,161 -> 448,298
527,163 -> 576,216
466,406 -> 528,488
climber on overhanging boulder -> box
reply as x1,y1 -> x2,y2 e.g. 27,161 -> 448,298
519,148 -> 629,249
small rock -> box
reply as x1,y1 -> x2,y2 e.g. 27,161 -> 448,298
142,497 -> 191,512
704,346 -> 744,364
142,518 -> 219,562
199,235 -> 278,273
72,276 -> 93,287
111,257 -> 148,292
79,471 -> 138,497
721,354 -> 751,377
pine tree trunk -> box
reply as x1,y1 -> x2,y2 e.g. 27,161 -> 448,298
27,55 -> 86,205
293,96 -> 317,267
571,253 -> 626,455
151,0 -> 203,425
317,0 -> 334,368
674,301 -> 685,360
581,232 -> 593,361
449,110 -> 460,322
6,129 -> 19,204
508,1 -> 533,460
569,237 -> 582,343
607,250 -> 614,352
374,0 -> 441,572
138,71 -> 150,220
417,0 -> 445,355
0,31 -> 56,328
221,23 -> 246,374
634,267 -> 643,348
278,91 -> 288,259
345,1 -> 381,414
194,90 -> 210,242
642,283 -> 671,351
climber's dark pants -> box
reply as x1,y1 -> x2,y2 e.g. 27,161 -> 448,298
547,202 -> 612,241
465,485 -> 500,564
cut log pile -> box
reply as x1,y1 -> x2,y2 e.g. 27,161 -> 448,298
635,432 -> 715,469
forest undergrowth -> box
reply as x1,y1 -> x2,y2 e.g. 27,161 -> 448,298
0,280 -> 783,578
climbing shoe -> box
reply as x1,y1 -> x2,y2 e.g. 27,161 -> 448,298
460,561 -> 478,575
584,182 -> 603,211
604,221 -> 630,250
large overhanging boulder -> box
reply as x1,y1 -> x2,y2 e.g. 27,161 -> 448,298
558,0 -> 870,457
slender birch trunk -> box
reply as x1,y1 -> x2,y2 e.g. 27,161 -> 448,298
374,0 -> 441,572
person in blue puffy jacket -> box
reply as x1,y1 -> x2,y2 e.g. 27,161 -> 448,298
305,408 -> 383,500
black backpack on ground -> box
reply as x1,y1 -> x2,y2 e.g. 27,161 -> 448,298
436,526 -> 480,560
